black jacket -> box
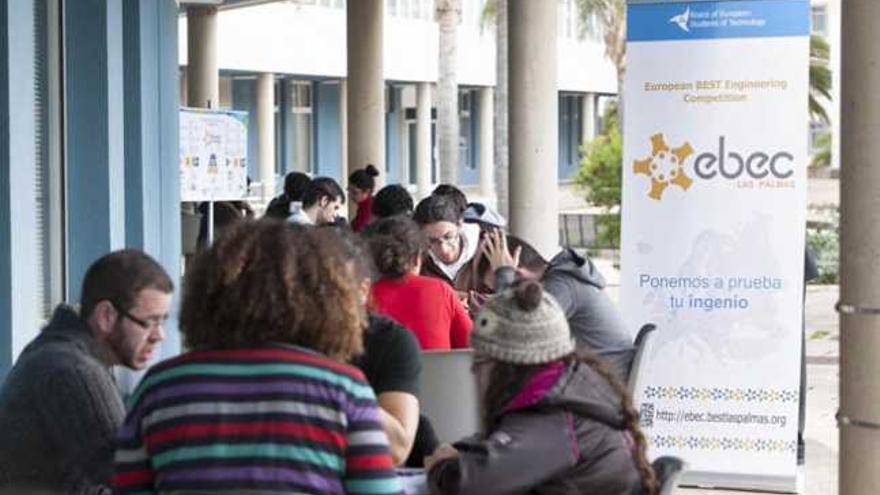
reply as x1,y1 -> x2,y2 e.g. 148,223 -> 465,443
428,360 -> 643,495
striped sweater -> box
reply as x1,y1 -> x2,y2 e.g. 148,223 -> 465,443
113,345 -> 403,495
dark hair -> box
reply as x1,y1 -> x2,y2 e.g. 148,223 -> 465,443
284,171 -> 311,201
362,216 -> 425,279
481,348 -> 658,495
349,164 -> 380,192
432,184 -> 468,216
325,226 -> 374,282
80,250 -> 174,319
180,220 -> 366,361
372,184 -> 414,219
413,194 -> 463,226
302,177 -> 346,208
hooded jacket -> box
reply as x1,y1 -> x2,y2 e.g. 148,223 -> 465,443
496,249 -> 635,380
428,359 -> 643,495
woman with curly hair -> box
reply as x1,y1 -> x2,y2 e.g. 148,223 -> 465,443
425,281 -> 656,495
363,216 -> 471,350
113,220 -> 403,495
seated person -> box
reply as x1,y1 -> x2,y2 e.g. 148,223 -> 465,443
364,216 -> 471,350
330,228 -> 424,466
348,164 -> 380,232
113,221 -> 402,495
0,250 -> 172,494
372,184 -> 415,219
264,171 -> 311,220
425,281 -> 656,495
478,229 -> 635,380
412,195 -> 485,304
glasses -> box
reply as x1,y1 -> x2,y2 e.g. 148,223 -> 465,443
111,302 -> 165,332
426,231 -> 459,249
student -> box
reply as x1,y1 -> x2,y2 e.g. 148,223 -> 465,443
113,221 -> 403,495
364,216 -> 472,350
329,227 -> 424,466
290,176 -> 346,226
478,229 -> 635,380
426,281 -> 656,495
372,184 -> 415,219
264,171 -> 311,220
0,250 -> 172,494
349,164 -> 380,232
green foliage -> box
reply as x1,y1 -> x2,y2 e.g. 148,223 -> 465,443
806,207 -> 839,284
810,130 -> 831,168
809,35 -> 832,124
575,103 -> 622,248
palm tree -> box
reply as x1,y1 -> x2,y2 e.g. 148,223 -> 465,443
437,0 -> 461,185
575,0 -> 625,122
480,0 -> 509,218
809,35 -> 832,124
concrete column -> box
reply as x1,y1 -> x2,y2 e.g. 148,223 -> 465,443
416,82 -> 432,198
508,0 -> 558,258
581,93 -> 595,143
186,6 -> 218,108
340,79 -> 348,185
839,2 -> 880,494
256,73 -> 276,201
479,86 -> 494,201
346,0 -> 384,178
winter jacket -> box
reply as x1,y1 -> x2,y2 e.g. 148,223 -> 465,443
428,359 -> 643,495
0,305 -> 123,495
496,249 -> 635,380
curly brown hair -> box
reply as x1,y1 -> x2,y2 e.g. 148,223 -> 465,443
481,351 -> 658,495
180,219 -> 366,361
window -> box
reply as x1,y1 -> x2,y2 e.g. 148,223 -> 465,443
388,0 -> 399,17
459,90 -> 477,170
811,6 -> 827,36
809,120 -> 829,153
286,81 -> 313,174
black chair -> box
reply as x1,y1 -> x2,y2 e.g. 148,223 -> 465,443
651,455 -> 685,495
627,323 -> 658,395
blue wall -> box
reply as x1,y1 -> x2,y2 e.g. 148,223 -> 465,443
458,89 -> 480,186
232,78 -> 258,180
123,0 -> 182,358
315,81 -> 342,180
66,0 -> 127,302
385,86 -> 402,184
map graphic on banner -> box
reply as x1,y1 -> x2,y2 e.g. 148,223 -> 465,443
621,1 -> 809,491
179,108 -> 249,202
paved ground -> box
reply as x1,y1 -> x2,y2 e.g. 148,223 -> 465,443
595,260 -> 840,495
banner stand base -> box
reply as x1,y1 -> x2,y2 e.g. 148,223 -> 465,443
679,468 -> 803,494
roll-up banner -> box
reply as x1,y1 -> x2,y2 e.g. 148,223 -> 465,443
621,1 -> 810,491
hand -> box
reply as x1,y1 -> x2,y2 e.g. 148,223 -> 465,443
480,228 -> 521,273
468,290 -> 489,312
456,291 -> 471,311
425,443 -> 459,470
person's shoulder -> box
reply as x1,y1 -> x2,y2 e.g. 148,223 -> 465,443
367,315 -> 421,354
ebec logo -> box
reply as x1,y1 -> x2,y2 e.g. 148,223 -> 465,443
633,133 -> 797,200
633,133 -> 694,200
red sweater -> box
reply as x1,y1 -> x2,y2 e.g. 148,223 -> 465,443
352,195 -> 374,232
371,274 -> 472,350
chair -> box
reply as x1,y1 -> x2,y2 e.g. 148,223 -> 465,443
627,323 -> 658,396
417,349 -> 482,444
651,455 -> 686,495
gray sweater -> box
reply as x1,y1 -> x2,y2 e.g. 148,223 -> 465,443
0,305 -> 124,494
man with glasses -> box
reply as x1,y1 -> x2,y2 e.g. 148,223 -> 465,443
0,249 -> 173,494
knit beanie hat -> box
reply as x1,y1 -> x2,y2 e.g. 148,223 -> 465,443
472,281 -> 574,365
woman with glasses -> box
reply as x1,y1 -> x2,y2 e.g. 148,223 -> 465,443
363,216 -> 471,350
